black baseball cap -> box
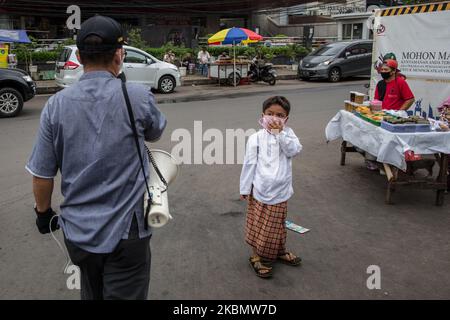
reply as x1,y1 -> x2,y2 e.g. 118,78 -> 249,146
77,15 -> 127,53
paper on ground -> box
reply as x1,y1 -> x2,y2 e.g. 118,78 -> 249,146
286,220 -> 310,234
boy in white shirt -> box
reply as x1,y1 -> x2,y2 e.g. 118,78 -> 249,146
240,96 -> 302,278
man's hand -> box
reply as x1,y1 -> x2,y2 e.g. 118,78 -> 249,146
35,207 -> 59,234
32,176 -> 56,234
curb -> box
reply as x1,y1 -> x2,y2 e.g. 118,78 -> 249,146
36,74 -> 299,95
36,86 -> 61,95
181,74 -> 297,86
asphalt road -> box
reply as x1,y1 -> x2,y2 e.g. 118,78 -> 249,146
1,80 -> 449,299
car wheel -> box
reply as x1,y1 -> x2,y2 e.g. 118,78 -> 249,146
158,75 -> 175,94
0,88 -> 23,118
328,67 -> 341,82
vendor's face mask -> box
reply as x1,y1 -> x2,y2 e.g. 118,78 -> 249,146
380,72 -> 392,80
259,115 -> 287,132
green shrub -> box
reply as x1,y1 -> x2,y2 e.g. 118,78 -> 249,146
32,51 -> 59,62
11,42 -> 310,65
194,44 -> 309,61
13,50 -> 59,63
144,44 -> 193,60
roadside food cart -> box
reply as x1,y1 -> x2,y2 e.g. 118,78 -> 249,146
326,102 -> 450,205
208,27 -> 262,86
326,2 -> 450,205
209,59 -> 249,86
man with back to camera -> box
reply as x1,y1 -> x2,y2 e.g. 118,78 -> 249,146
26,15 -> 167,300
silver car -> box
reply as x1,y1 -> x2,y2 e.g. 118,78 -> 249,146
298,40 -> 373,82
55,45 -> 181,93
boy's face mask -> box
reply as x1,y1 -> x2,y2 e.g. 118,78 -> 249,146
259,115 -> 287,132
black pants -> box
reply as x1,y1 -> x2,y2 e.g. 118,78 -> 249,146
64,216 -> 151,300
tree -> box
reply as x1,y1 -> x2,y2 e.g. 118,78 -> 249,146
127,28 -> 148,49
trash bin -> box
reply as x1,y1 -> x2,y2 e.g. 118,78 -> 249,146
179,67 -> 187,77
188,63 -> 195,75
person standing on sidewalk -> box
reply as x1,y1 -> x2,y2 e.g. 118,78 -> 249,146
197,47 -> 210,77
26,16 -> 166,300
163,50 -> 176,64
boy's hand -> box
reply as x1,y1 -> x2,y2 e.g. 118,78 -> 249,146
240,195 -> 249,201
268,118 -> 284,134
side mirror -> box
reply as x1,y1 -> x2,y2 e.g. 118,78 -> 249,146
345,51 -> 351,59
146,58 -> 153,65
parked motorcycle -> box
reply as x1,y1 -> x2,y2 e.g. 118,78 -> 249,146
248,58 -> 277,85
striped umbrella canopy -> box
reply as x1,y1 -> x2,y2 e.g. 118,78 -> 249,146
208,27 -> 262,45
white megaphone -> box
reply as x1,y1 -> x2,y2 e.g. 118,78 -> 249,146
144,149 -> 180,228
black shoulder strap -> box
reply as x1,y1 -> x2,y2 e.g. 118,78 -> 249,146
377,80 -> 387,101
120,79 -> 152,230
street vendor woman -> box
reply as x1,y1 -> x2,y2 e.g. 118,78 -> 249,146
374,59 -> 415,111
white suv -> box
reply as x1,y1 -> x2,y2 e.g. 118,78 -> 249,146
55,45 -> 181,93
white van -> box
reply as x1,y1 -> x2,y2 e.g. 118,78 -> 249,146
55,45 -> 181,93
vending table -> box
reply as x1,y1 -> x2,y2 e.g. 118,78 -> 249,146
326,110 -> 450,205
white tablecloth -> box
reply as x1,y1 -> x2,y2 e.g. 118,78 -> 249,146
325,110 -> 450,170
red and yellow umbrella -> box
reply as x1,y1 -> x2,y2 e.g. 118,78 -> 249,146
207,27 -> 262,86
208,27 -> 262,45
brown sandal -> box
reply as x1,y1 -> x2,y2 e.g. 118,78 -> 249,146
249,256 -> 273,278
277,252 -> 302,266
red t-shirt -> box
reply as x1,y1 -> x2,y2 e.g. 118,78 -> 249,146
375,76 -> 414,110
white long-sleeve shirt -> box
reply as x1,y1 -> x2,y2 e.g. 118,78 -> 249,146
197,51 -> 210,64
240,127 -> 302,205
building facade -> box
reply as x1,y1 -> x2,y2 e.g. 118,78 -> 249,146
252,0 -> 405,45
0,0 -> 306,47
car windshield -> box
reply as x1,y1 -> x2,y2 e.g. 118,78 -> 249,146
311,43 -> 347,56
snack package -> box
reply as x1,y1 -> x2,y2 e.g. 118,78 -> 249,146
405,150 -> 422,161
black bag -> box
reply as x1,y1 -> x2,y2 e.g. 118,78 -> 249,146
376,80 -> 387,101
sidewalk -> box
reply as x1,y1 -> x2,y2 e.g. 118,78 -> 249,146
35,65 -> 299,95
154,78 -> 368,104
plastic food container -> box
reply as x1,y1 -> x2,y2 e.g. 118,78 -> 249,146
354,93 -> 365,104
414,123 -> 432,132
381,122 -> 408,132
381,121 -> 431,133
344,100 -> 353,112
370,99 -> 383,112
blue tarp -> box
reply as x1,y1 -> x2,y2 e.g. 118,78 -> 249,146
0,30 -> 31,43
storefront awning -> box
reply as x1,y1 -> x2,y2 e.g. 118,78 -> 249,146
0,30 -> 31,43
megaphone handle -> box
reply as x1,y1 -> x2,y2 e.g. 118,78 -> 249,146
145,145 -> 168,192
